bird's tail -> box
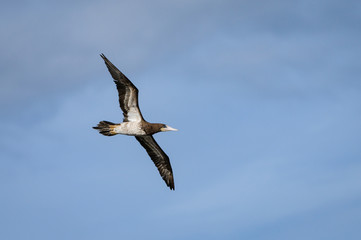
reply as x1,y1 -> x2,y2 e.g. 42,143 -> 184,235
93,121 -> 119,136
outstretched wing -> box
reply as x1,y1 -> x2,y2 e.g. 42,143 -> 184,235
100,54 -> 144,122
135,135 -> 175,190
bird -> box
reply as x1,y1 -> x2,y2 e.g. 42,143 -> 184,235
93,54 -> 178,190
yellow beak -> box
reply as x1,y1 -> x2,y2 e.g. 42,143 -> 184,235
161,125 -> 178,132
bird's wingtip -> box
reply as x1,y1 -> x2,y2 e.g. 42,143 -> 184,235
168,177 -> 175,190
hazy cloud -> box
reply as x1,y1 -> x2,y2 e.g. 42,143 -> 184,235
1,1 -> 361,240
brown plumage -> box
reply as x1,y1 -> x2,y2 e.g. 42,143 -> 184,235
93,121 -> 118,136
135,135 -> 175,189
93,54 -> 177,190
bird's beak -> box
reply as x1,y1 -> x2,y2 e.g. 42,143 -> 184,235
161,125 -> 178,132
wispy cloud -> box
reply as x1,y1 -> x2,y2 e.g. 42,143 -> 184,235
1,1 -> 361,240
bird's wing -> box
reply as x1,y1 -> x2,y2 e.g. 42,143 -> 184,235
100,54 -> 144,122
135,135 -> 175,190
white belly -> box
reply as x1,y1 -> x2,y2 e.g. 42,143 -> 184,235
114,122 -> 146,136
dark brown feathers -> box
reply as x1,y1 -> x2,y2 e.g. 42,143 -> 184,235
135,135 -> 175,190
93,121 -> 118,136
100,54 -> 144,122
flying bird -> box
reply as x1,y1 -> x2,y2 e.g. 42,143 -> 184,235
93,54 -> 178,190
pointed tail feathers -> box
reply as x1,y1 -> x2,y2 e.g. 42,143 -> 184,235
93,121 -> 119,136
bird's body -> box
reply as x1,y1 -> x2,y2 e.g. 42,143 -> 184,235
96,121 -> 166,136
115,122 -> 145,136
93,54 -> 177,190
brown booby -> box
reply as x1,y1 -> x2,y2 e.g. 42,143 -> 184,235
93,54 -> 177,190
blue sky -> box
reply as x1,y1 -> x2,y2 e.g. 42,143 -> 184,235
1,0 -> 361,239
